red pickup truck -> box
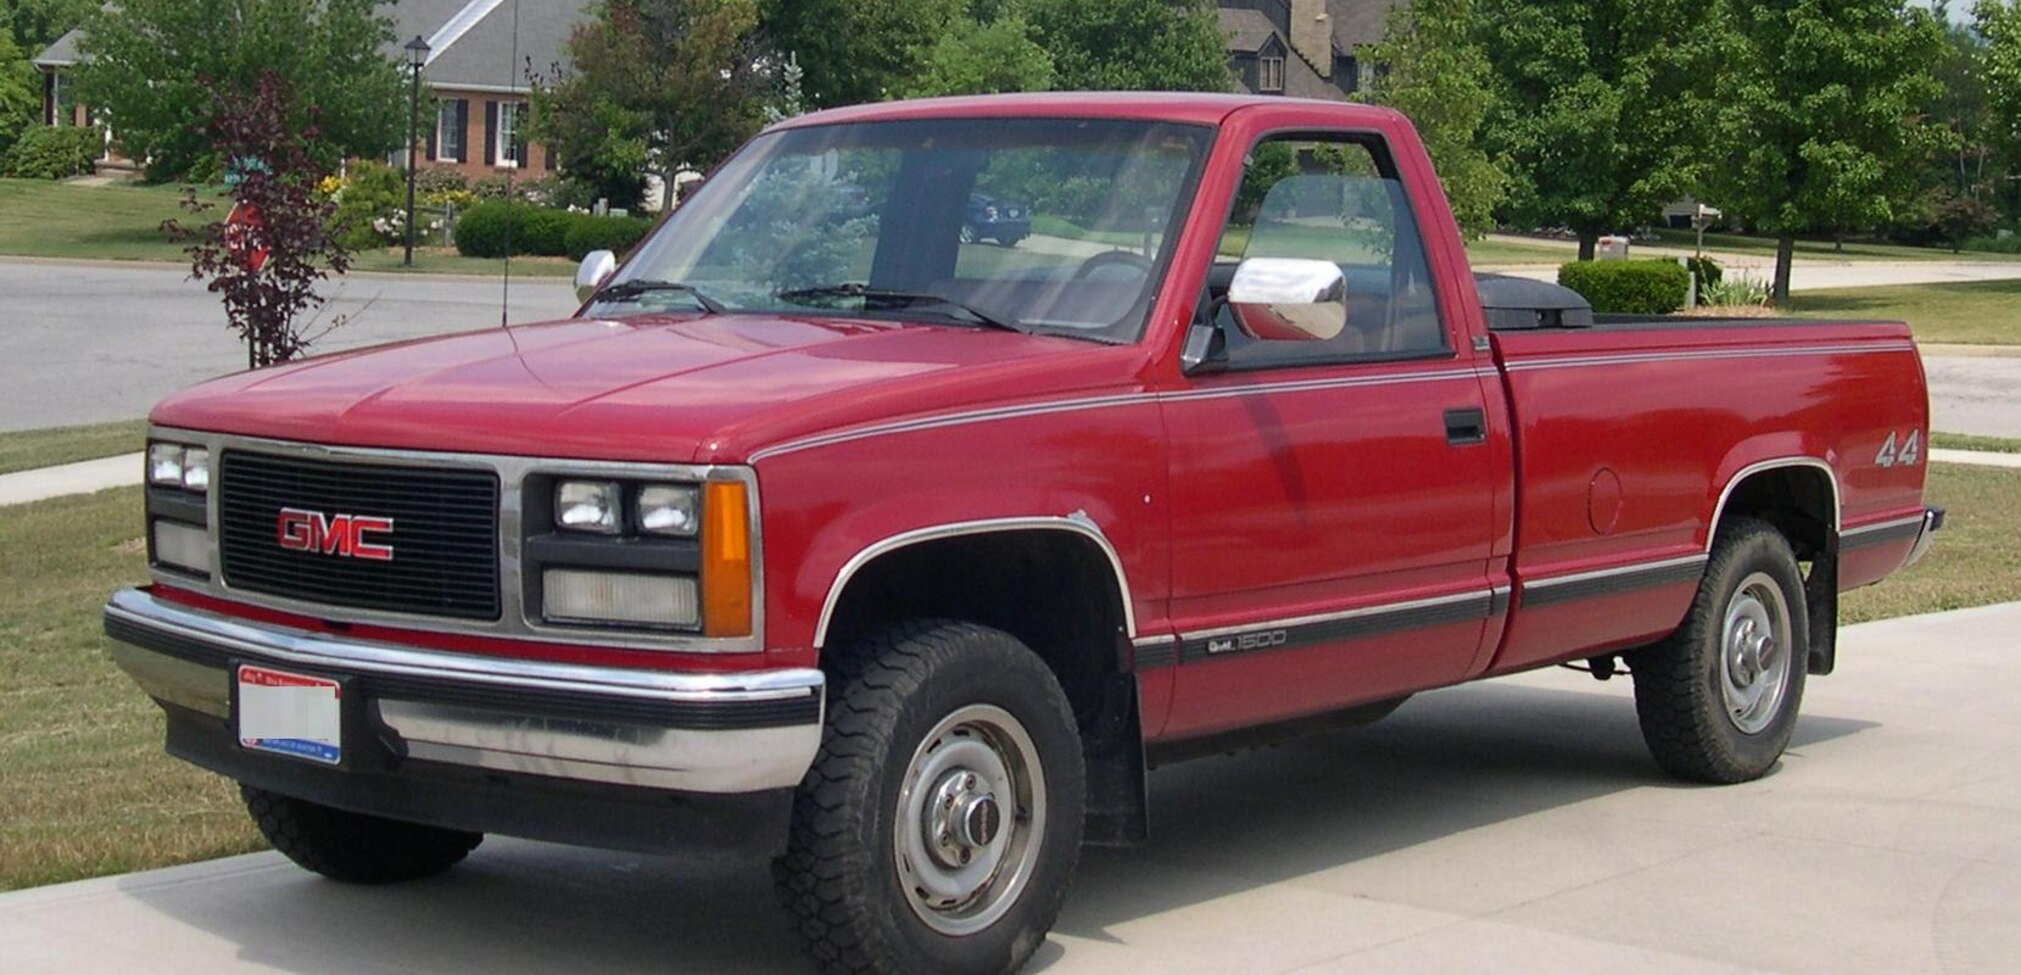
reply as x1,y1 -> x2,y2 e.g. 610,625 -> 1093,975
106,93 -> 1937,975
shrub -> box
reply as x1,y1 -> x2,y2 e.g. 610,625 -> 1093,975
415,167 -> 468,197
1683,255 -> 1722,290
564,214 -> 654,260
1962,233 -> 2021,255
519,207 -> 573,256
1,125 -> 103,179
330,160 -> 406,250
1558,259 -> 1691,314
1701,272 -> 1770,308
453,201 -> 586,258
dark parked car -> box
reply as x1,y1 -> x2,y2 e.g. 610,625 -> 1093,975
963,192 -> 1030,246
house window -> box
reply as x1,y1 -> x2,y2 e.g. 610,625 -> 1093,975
436,100 -> 465,163
1336,55 -> 1359,94
49,72 -> 73,126
1259,56 -> 1285,94
495,101 -> 522,168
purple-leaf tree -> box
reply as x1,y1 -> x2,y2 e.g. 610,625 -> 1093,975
164,71 -> 352,370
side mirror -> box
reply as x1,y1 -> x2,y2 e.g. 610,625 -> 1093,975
1227,258 -> 1347,342
574,250 -> 618,304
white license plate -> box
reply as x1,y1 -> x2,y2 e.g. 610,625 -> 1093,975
237,664 -> 342,765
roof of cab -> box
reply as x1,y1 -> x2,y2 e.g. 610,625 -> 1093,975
768,91 -> 1393,131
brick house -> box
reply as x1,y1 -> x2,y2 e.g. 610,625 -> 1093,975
32,0 -> 589,181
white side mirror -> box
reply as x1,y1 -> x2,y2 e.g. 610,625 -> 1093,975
574,250 -> 618,304
1226,258 -> 1347,342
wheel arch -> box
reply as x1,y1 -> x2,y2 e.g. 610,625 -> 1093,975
1708,456 -> 1840,560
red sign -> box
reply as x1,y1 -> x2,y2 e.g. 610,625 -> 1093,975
275,507 -> 396,561
224,201 -> 270,273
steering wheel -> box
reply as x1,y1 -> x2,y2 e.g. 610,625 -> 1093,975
1071,249 -> 1153,283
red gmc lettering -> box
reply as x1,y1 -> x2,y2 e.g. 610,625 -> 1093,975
274,507 -> 396,561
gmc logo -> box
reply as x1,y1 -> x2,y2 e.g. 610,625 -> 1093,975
275,507 -> 396,561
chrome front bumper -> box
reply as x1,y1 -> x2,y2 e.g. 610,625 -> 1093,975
102,588 -> 824,794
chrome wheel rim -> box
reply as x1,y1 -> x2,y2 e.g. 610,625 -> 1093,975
959,224 -> 978,244
893,704 -> 1045,936
1719,572 -> 1793,734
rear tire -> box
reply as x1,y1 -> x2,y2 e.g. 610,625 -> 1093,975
242,786 -> 482,884
775,620 -> 1085,975
1630,517 -> 1809,783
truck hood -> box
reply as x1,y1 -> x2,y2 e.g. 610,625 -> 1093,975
150,313 -> 1146,464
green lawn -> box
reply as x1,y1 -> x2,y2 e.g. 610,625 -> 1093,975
1841,464 -> 2021,624
1648,227 -> 2021,264
1787,279 -> 2021,345
1931,433 -> 2021,454
0,419 -> 148,476
0,178 -> 570,277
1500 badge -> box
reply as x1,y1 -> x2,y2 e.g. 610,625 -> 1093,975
1206,629 -> 1290,655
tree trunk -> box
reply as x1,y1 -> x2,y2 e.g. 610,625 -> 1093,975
1772,236 -> 1795,305
1577,231 -> 1598,262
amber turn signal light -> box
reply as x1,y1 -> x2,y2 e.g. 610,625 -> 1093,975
701,481 -> 753,638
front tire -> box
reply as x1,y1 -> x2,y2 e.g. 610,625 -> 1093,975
775,621 -> 1085,975
242,786 -> 483,883
1630,517 -> 1809,783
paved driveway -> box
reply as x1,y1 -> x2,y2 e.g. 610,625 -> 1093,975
5,601 -> 2016,975
0,259 -> 577,432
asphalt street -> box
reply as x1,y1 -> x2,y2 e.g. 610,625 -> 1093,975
0,257 -> 2014,436
3,600 -> 2017,974
0,259 -> 577,432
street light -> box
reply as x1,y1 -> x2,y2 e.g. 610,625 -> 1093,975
403,34 -> 431,267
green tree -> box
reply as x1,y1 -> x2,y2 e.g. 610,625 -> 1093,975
1024,0 -> 1229,91
0,26 -> 38,157
4,0 -> 96,49
1710,0 -> 1947,301
898,11 -> 1055,98
530,0 -> 769,210
1982,0 -> 2021,219
1358,0 -> 1506,238
1473,0 -> 1721,259
73,0 -> 403,182
762,0 -> 964,107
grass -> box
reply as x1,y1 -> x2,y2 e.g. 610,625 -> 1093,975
0,419 -> 148,476
1647,227 -> 2021,264
0,486 -> 262,891
0,178 -> 570,277
1787,279 -> 2021,345
1931,432 -> 2021,454
1841,464 -> 2021,624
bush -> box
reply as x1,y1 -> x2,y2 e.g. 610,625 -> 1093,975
329,160 -> 406,250
1962,233 -> 2021,255
453,201 -> 519,257
1701,272 -> 1770,308
1558,259 -> 1691,314
415,167 -> 468,196
564,214 -> 654,260
1,125 -> 103,179
1683,255 -> 1722,290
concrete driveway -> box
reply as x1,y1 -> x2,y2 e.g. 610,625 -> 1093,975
4,601 -> 2016,975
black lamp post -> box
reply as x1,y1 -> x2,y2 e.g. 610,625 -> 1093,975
403,34 -> 431,267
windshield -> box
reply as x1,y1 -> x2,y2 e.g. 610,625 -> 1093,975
599,117 -> 1211,343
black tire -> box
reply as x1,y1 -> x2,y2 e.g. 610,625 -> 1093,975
993,235 -> 1023,248
242,785 -> 483,884
1630,517 -> 1809,784
775,621 -> 1085,975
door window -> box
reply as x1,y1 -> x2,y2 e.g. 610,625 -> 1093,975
1213,136 -> 1446,367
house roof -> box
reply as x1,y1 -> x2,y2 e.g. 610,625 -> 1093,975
1219,8 -> 1278,54
32,0 -> 591,92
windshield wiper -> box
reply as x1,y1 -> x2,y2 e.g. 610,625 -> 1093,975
590,279 -> 727,315
774,284 -> 1023,333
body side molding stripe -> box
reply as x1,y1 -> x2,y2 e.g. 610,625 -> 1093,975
812,515 -> 1137,648
1840,515 -> 1925,551
1171,589 -> 1497,665
1518,554 -> 1708,608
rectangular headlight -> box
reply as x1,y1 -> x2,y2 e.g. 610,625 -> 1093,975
555,480 -> 622,534
152,519 -> 211,575
543,569 -> 698,628
181,447 -> 210,492
636,484 -> 699,537
148,443 -> 185,487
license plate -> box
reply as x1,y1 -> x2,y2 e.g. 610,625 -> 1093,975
237,664 -> 342,765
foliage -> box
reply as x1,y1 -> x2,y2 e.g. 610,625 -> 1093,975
1359,0 -> 1505,238
0,27 -> 37,158
530,0 -> 768,211
1934,188 -> 2001,251
1023,0 -> 1229,92
1701,271 -> 1770,308
1558,259 -> 1690,314
4,0 -> 96,49
762,0 -> 962,106
1983,1 -> 2021,161
1707,1 -> 1947,300
563,213 -> 654,260
0,122 -> 96,177
73,0 -> 403,182
454,202 -> 647,259
328,159 -> 403,251
899,12 -> 1054,98
161,72 -> 351,369
1473,0 -> 1720,258
414,167 -> 468,198
1962,231 -> 2021,253
1684,255 -> 1722,290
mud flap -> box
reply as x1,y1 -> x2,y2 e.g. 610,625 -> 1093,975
1806,549 -> 1839,676
1082,673 -> 1148,847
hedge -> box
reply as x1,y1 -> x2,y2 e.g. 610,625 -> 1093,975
1558,259 -> 1692,315
454,202 -> 653,260
1,125 -> 103,179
